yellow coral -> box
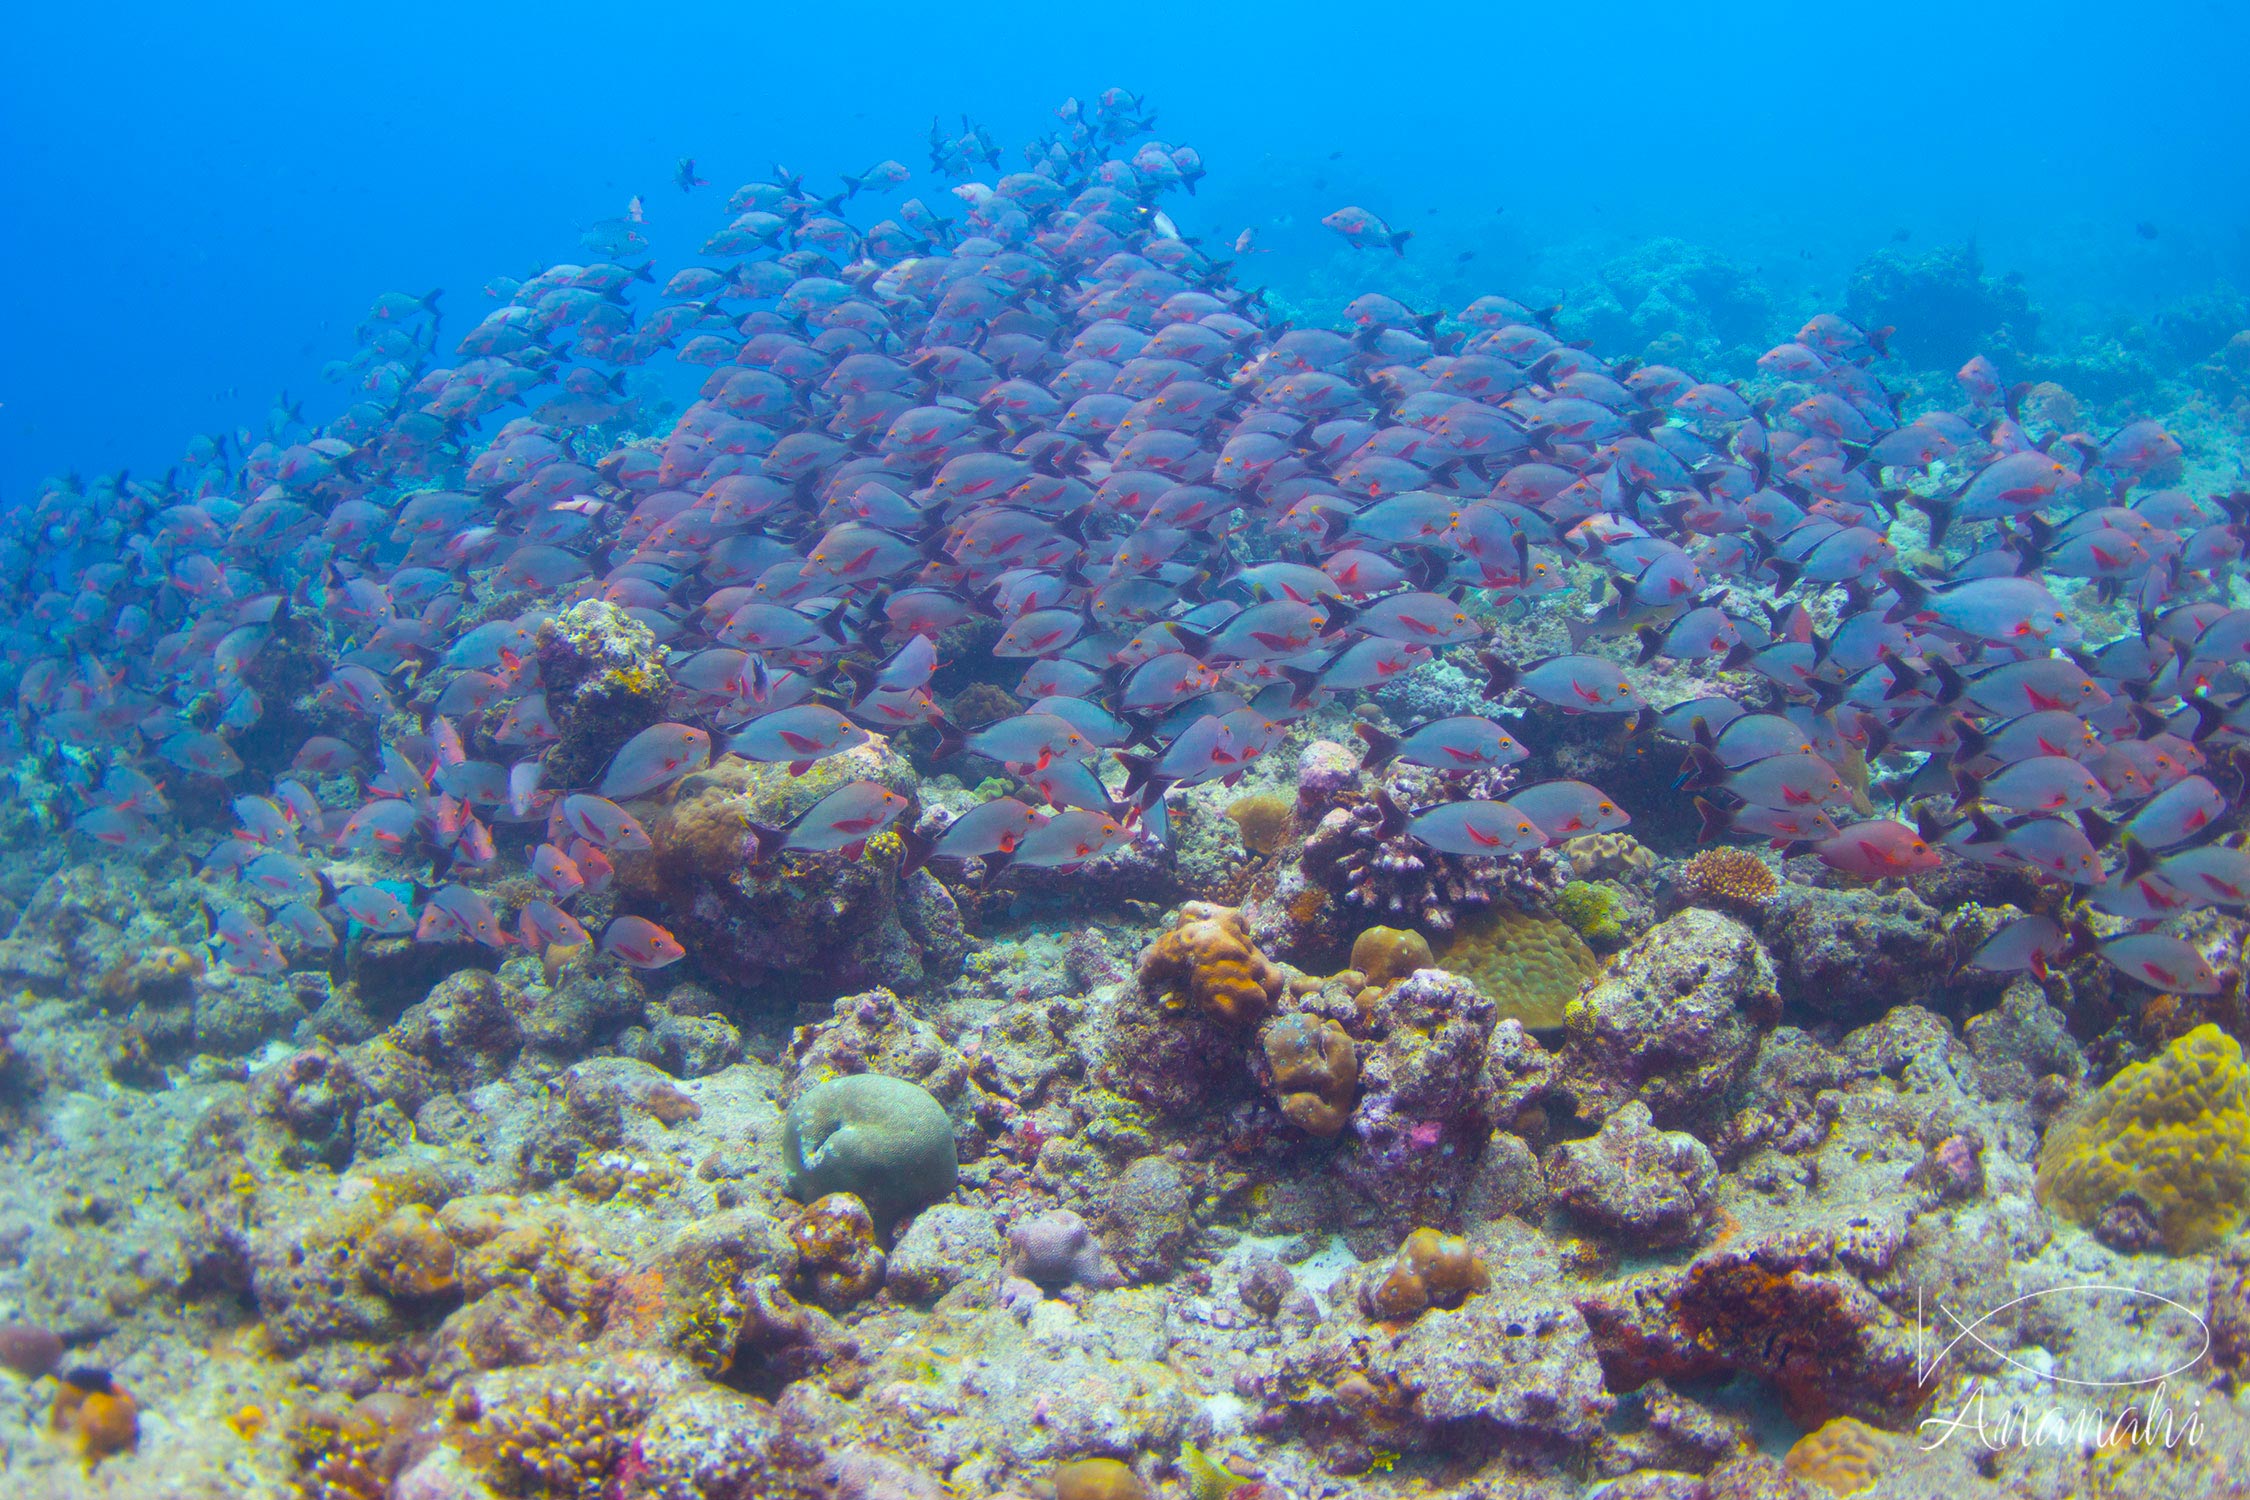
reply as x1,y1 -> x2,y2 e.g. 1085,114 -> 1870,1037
1783,1415 -> 1897,1495
1678,846 -> 1778,908
1350,925 -> 1432,988
1439,905 -> 1598,1029
1226,792 -> 1295,855
2037,1023 -> 2250,1253
1138,902 -> 1286,1026
1562,831 -> 1654,880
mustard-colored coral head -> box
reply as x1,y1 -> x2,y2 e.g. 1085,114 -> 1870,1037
2037,1022 -> 2250,1253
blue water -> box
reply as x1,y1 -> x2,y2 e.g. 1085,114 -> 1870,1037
4,0 -> 2246,499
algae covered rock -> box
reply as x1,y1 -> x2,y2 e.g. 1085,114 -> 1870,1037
782,1073 -> 958,1232
2037,1021 -> 2250,1253
1545,1100 -> 1718,1247
615,742 -> 968,1002
1556,907 -> 1773,1138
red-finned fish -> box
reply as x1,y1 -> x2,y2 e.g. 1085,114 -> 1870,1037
209,907 -> 287,976
1482,654 -> 1645,713
2124,774 -> 2226,850
726,705 -> 871,774
1320,205 -> 1411,254
601,915 -> 687,969
2098,934 -> 2220,995
558,794 -> 653,851
930,796 -> 1048,860
1007,808 -> 1130,869
1799,820 -> 1940,879
1355,716 -> 1527,773
600,722 -> 713,800
752,780 -> 913,859
336,884 -> 417,934
1406,798 -> 1544,856
520,899 -> 592,951
1965,915 -> 2069,978
1509,779 -> 1631,840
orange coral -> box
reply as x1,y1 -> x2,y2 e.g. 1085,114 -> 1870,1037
1783,1415 -> 1896,1495
1263,1013 -> 1359,1137
1350,925 -> 1432,988
1678,847 -> 1778,909
1138,902 -> 1286,1026
1360,1227 -> 1490,1321
52,1372 -> 138,1466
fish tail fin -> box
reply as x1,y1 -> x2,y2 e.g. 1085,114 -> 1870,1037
1808,676 -> 1848,712
841,173 -> 863,198
2119,832 -> 2157,886
1951,765 -> 1983,808
1929,659 -> 1970,705
1389,229 -> 1413,256
1355,721 -> 1400,771
978,848 -> 1013,889
1682,744 -> 1729,791
747,822 -> 787,865
2129,701 -> 2168,740
1764,556 -> 1803,594
1881,568 -> 1930,620
1281,665 -> 1325,709
2188,692 -> 2226,743
2077,807 -> 2118,849
1949,716 -> 1988,765
896,825 -> 933,879
930,714 -> 965,764
1170,624 -> 1211,660
1633,623 -> 1665,665
1906,494 -> 1954,547
1475,650 -> 1517,700
1693,796 -> 1733,844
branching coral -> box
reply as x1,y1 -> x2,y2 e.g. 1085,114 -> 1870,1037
1677,847 -> 1778,911
2036,1022 -> 2250,1253
1137,902 -> 1286,1026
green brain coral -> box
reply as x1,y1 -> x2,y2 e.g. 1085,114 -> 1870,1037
1553,881 -> 1625,946
2036,1022 -> 2250,1253
1439,905 -> 1599,1030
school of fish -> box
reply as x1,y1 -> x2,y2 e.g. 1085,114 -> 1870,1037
9,88 -> 2242,1002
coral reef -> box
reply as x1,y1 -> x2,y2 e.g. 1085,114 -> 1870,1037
1675,846 -> 1777,911
787,1193 -> 886,1309
1300,771 -> 1567,937
535,599 -> 673,791
617,744 -> 969,1001
1259,1012 -> 1359,1137
1845,240 -> 2038,370
1545,1101 -> 1719,1247
1556,908 -> 1773,1138
2037,1022 -> 2250,1253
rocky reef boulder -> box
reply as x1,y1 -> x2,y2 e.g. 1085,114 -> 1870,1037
614,741 -> 969,1003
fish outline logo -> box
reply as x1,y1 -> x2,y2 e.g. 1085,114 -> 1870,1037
1912,1282 -> 2209,1392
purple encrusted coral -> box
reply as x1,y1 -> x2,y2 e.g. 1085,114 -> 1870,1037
1300,763 -> 1564,935
1004,1208 -> 1118,1291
